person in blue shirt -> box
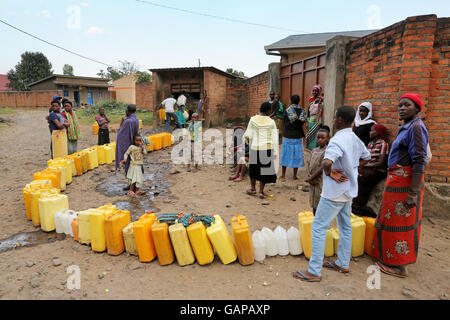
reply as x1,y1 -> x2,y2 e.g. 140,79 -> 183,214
293,105 -> 371,282
371,93 -> 429,278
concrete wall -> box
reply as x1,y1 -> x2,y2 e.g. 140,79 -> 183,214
0,90 -> 62,108
343,14 -> 450,182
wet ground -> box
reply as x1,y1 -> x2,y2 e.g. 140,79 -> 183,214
0,231 -> 66,254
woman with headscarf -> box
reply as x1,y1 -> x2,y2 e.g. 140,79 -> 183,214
352,124 -> 390,217
353,102 -> 377,146
61,99 -> 81,155
371,94 -> 429,278
305,85 -> 324,151
279,94 -> 307,181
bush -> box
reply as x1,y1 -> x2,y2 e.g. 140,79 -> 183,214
81,100 -> 128,116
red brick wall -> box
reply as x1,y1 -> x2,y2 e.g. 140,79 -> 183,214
224,79 -> 248,120
247,71 -> 269,117
344,15 -> 450,182
0,90 -> 62,108
204,70 -> 228,126
135,82 -> 153,111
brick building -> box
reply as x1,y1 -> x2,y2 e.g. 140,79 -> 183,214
28,74 -> 111,106
0,74 -> 11,91
110,74 -> 137,104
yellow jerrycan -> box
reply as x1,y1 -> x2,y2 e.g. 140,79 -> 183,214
133,213 -> 157,262
231,214 -> 254,266
51,129 -> 68,159
97,145 -> 106,165
33,171 -> 58,190
206,215 -> 237,265
104,210 -> 131,256
169,223 -> 195,266
362,216 -> 376,256
72,218 -> 79,242
30,188 -> 59,227
23,181 -> 52,221
38,194 -> 69,232
92,121 -> 99,135
325,229 -> 335,257
48,159 -> 72,185
298,210 -> 315,259
89,210 -> 107,252
122,223 -> 138,256
78,209 -> 94,245
350,214 -> 366,257
79,150 -> 88,173
104,146 -> 113,164
151,222 -> 175,266
46,166 -> 66,191
186,222 -> 214,266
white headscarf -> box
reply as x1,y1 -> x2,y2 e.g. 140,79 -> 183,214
354,102 -> 376,127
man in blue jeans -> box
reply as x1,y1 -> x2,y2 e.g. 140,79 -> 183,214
293,105 -> 371,282
161,94 -> 179,132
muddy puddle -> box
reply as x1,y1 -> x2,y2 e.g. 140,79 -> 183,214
94,155 -> 173,221
0,231 -> 65,253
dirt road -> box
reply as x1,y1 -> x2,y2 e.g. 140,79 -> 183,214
0,109 -> 448,300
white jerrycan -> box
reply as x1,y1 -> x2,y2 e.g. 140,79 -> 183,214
54,210 -> 67,234
287,226 -> 302,255
260,227 -> 278,257
252,230 -> 266,263
274,226 -> 289,256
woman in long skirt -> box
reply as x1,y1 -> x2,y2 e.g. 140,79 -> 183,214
371,94 -> 429,278
305,85 -> 324,151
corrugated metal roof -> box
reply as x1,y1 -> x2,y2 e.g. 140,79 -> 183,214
265,30 -> 378,51
28,74 -> 111,87
149,66 -> 246,79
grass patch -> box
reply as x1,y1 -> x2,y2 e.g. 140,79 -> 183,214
0,107 -> 16,115
75,100 -> 153,126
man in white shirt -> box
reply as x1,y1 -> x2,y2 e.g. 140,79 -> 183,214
177,91 -> 187,110
161,95 -> 179,132
293,105 -> 371,282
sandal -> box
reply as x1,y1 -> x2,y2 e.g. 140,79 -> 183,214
127,190 -> 136,197
258,193 -> 266,199
278,177 -> 286,182
234,177 -> 243,182
323,262 -> 350,274
292,270 -> 321,282
246,189 -> 257,196
229,175 -> 237,181
375,261 -> 408,278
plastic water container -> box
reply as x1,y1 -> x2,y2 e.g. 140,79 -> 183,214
298,210 -> 315,259
72,218 -> 79,242
104,146 -> 113,164
38,194 -> 69,232
64,210 -> 78,236
89,210 -> 107,252
122,223 -> 138,256
150,134 -> 163,151
133,213 -> 157,262
274,226 -> 289,256
97,145 -> 106,165
51,129 -> 68,159
33,172 -> 58,190
151,221 -> 175,266
139,119 -> 143,130
30,188 -> 60,227
231,214 -> 254,266
350,214 -> 366,257
260,227 -> 278,257
66,154 -> 82,176
186,222 -> 214,265
46,166 -> 66,191
54,210 -> 67,234
206,215 -> 237,265
287,226 -> 302,256
325,229 -> 335,257
92,121 -> 99,135
104,210 -> 131,256
78,209 -> 93,245
80,150 -> 88,173
23,181 -> 52,221
252,230 -> 266,262
169,223 -> 195,266
362,217 -> 376,255
329,227 -> 340,254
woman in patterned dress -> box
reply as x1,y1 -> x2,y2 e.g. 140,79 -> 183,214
371,94 -> 429,278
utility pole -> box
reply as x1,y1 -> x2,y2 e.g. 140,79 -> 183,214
198,59 -> 201,67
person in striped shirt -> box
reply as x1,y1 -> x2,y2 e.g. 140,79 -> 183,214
352,124 -> 390,217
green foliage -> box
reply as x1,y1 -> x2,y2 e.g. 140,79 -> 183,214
97,60 -> 140,81
226,68 -> 245,77
135,71 -> 152,83
7,52 -> 53,91
63,64 -> 74,76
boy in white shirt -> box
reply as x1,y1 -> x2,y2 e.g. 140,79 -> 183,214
161,94 -> 179,132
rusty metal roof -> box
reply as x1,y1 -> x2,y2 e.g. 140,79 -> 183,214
149,66 -> 247,79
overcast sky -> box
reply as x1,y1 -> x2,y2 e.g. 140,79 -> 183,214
1,0 -> 449,78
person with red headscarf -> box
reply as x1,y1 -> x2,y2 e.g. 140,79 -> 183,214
352,124 -> 390,217
371,94 -> 429,278
305,84 -> 324,151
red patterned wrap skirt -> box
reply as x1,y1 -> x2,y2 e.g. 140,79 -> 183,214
370,165 -> 424,267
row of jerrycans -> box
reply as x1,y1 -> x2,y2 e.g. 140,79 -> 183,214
298,210 -> 374,259
127,213 -> 254,267
147,133 -> 172,151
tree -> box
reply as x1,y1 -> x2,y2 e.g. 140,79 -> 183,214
63,64 -> 74,76
97,60 -> 139,81
7,52 -> 53,91
135,71 -> 152,83
226,68 -> 245,77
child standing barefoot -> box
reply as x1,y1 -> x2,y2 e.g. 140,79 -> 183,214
187,113 -> 203,172
120,135 -> 147,196
229,142 -> 249,182
305,126 -> 330,214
